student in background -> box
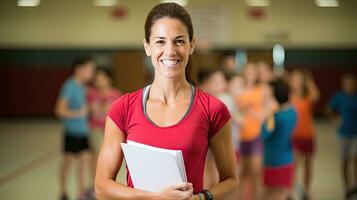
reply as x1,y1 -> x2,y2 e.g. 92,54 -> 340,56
199,69 -> 238,191
289,69 -> 320,200
55,57 -> 96,200
327,74 -> 357,200
261,79 -> 297,200
87,67 -> 122,194
236,62 -> 265,200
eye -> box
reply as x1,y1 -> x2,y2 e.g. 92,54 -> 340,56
175,39 -> 185,45
156,40 -> 165,45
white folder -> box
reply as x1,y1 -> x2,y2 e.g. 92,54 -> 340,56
121,140 -> 187,192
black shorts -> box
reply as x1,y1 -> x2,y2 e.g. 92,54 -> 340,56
63,133 -> 90,154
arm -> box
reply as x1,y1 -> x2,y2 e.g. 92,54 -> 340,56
325,106 -> 340,126
95,117 -> 194,200
207,120 -> 239,200
306,77 -> 320,103
325,94 -> 341,126
261,116 -> 275,139
54,97 -> 86,119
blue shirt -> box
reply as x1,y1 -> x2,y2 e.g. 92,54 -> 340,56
60,78 -> 89,137
262,106 -> 297,167
328,91 -> 357,137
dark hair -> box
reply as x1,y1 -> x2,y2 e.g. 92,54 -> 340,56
96,67 -> 113,79
145,3 -> 195,85
145,3 -> 193,43
269,79 -> 290,104
71,57 -> 93,73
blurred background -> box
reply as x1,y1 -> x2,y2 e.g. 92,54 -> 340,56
0,0 -> 356,199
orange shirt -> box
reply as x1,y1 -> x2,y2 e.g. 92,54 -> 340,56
291,95 -> 315,139
236,85 -> 264,141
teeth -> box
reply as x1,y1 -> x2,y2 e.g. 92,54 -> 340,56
161,59 -> 179,67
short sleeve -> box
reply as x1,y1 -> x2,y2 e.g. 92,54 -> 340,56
208,95 -> 231,138
329,92 -> 341,113
60,82 -> 72,100
107,93 -> 129,134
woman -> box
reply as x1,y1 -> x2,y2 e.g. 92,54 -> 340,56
87,67 -> 122,191
290,69 -> 320,200
95,3 -> 238,200
235,62 -> 265,200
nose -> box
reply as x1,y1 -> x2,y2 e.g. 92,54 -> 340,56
164,41 -> 177,56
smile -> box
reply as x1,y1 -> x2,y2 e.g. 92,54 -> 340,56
160,59 -> 180,67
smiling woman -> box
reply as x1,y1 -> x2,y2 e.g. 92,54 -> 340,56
95,3 -> 239,200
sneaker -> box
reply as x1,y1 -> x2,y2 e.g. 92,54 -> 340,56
60,193 -> 69,200
345,187 -> 357,200
78,193 -> 89,200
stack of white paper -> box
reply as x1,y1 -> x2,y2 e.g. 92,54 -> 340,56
121,140 -> 187,192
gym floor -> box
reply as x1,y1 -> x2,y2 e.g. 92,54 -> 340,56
0,119 -> 343,200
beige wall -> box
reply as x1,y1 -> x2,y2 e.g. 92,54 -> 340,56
0,0 -> 356,48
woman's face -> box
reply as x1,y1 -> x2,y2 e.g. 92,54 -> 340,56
208,71 -> 227,95
243,63 -> 258,85
94,72 -> 111,89
258,63 -> 273,83
290,71 -> 303,90
144,17 -> 195,80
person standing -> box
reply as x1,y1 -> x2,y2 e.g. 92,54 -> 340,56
55,57 -> 96,200
327,74 -> 357,200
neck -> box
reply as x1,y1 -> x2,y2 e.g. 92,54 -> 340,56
98,85 -> 111,94
150,75 -> 191,104
73,75 -> 84,85
279,103 -> 290,111
292,87 -> 303,97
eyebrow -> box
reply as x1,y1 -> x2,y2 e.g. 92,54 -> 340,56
153,35 -> 186,40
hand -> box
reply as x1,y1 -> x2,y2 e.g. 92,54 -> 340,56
74,106 -> 88,118
156,182 -> 193,200
332,117 -> 341,127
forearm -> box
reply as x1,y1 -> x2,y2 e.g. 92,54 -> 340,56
210,176 -> 238,200
55,108 -> 80,119
307,79 -> 320,102
95,178 -> 159,200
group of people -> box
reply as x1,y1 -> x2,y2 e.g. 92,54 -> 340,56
198,60 -> 357,200
55,57 -> 121,200
54,2 -> 357,200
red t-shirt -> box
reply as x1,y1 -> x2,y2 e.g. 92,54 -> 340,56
87,88 -> 122,129
108,87 -> 231,193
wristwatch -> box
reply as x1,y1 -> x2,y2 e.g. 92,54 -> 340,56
201,189 -> 213,200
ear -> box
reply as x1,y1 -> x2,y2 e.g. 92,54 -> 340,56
189,38 -> 196,55
143,39 -> 151,56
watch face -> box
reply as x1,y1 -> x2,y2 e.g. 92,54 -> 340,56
203,190 -> 213,200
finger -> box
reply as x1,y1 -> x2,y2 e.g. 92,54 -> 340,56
182,187 -> 193,199
172,182 -> 191,190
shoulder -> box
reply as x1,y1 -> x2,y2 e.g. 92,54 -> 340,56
196,88 -> 227,111
111,88 -> 142,109
62,78 -> 74,89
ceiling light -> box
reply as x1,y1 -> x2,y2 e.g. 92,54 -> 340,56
93,0 -> 118,7
245,0 -> 270,7
160,0 -> 188,7
315,0 -> 339,7
17,0 -> 40,7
